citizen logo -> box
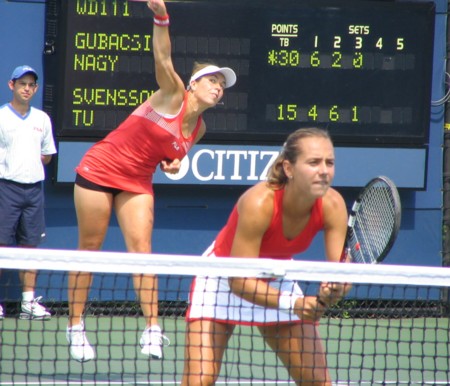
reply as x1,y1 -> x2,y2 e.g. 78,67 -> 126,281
160,146 -> 279,183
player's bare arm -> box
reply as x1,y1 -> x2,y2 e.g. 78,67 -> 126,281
322,187 -> 348,262
147,0 -> 185,114
228,184 -> 282,308
320,187 -> 351,305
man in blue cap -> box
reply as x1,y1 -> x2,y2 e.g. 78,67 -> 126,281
0,65 -> 57,320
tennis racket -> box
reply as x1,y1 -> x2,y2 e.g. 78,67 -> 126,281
340,176 -> 401,264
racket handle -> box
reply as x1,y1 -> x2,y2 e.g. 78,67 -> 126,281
340,247 -> 350,262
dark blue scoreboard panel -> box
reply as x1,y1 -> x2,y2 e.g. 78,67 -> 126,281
44,0 -> 435,146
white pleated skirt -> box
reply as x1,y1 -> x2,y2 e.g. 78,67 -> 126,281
187,244 -> 304,325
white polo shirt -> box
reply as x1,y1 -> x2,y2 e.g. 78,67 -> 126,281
0,103 -> 56,184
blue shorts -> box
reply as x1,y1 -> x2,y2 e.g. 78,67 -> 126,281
0,179 -> 45,246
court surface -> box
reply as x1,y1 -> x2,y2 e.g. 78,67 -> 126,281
1,316 -> 448,385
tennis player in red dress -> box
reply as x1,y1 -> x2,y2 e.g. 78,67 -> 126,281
65,0 -> 236,363
183,128 -> 351,386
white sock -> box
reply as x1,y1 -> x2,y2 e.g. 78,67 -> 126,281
149,325 -> 161,332
68,323 -> 84,332
22,291 -> 34,302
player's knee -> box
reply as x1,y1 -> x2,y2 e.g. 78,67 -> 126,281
78,238 -> 104,251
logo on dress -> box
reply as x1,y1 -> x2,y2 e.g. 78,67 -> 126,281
172,141 -> 180,151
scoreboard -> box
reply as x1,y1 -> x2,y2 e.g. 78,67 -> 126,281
44,0 -> 435,146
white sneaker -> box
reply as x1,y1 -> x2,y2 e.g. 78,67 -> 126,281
139,326 -> 170,359
20,296 -> 51,320
0,304 -> 4,319
66,323 -> 95,362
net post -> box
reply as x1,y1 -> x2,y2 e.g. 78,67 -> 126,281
443,126 -> 450,316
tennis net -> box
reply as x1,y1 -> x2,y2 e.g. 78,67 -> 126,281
0,247 -> 449,385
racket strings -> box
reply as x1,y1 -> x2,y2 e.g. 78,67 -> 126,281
352,184 -> 397,263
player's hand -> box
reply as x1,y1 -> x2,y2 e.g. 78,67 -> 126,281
317,282 -> 349,306
293,296 -> 326,322
160,158 -> 181,174
147,0 -> 167,17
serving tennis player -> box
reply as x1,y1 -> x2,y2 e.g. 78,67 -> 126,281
66,0 -> 236,363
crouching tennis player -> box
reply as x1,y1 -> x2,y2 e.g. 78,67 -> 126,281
182,128 -> 351,386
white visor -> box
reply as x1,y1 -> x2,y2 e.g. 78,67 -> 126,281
189,65 -> 236,89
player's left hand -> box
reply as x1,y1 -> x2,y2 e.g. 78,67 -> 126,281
160,158 -> 181,174
317,282 -> 350,306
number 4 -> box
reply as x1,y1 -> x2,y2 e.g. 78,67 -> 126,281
376,38 -> 383,50
308,105 -> 318,121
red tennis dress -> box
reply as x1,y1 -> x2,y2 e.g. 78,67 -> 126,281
76,92 -> 201,195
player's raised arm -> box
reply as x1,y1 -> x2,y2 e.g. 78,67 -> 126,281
146,0 -> 184,105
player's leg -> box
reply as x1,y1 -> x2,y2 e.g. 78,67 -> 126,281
114,192 -> 155,320
67,183 -> 113,362
69,183 -> 113,326
182,320 -> 234,386
259,323 -> 331,386
114,192 -> 165,357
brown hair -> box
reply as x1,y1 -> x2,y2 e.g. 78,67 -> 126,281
190,61 -> 218,76
266,127 -> 332,188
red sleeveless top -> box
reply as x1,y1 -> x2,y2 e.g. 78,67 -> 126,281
214,189 -> 324,260
76,92 -> 201,194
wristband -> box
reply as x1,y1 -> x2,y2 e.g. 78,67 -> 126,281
154,17 -> 170,27
154,13 -> 169,27
316,295 -> 328,308
279,291 -> 302,314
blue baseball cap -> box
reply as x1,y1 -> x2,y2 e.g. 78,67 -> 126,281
10,65 -> 38,81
